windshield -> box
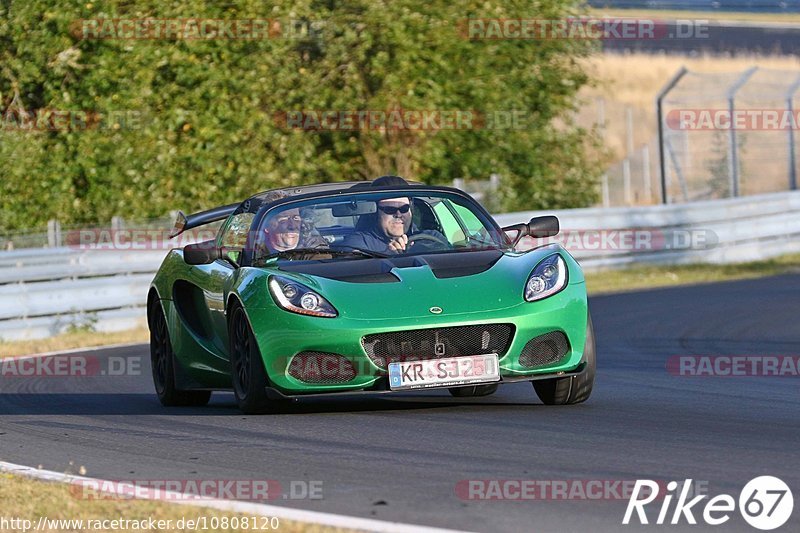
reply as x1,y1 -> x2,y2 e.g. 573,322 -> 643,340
252,191 -> 510,264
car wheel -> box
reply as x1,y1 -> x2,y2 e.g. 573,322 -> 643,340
448,384 -> 499,397
532,313 -> 596,405
229,304 -> 274,414
149,303 -> 211,407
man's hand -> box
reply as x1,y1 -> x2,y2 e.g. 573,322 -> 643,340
387,234 -> 409,253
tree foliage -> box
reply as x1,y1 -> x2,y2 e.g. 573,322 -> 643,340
0,0 -> 602,231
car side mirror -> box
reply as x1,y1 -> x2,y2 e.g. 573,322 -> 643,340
527,215 -> 559,238
502,215 -> 559,246
502,224 -> 526,246
183,239 -> 219,265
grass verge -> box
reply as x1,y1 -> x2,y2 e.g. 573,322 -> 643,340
0,472 -> 347,533
0,327 -> 150,358
585,253 -> 800,295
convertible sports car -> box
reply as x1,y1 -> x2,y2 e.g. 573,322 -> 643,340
148,177 -> 595,413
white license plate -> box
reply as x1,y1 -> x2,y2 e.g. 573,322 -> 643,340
388,354 -> 500,391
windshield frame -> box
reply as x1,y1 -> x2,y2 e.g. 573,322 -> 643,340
241,185 -> 509,267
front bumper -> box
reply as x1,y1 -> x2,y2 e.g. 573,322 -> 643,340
247,281 -> 588,395
263,361 -> 589,400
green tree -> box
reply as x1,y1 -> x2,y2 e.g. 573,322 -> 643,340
0,0 -> 601,232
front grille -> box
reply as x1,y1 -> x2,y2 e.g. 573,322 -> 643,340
362,324 -> 514,369
288,352 -> 357,384
519,331 -> 570,368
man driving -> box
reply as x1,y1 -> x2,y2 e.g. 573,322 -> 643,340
340,175 -> 449,254
339,196 -> 417,254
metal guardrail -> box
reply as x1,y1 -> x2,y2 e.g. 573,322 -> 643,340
1,190 -> 799,341
494,189 -> 800,270
0,249 -> 166,341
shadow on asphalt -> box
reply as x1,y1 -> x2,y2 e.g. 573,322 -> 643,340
0,392 -> 543,416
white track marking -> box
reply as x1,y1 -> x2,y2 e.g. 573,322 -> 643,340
0,461 -> 469,533
2,342 -> 147,361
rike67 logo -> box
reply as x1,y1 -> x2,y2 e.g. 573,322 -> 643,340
624,476 -> 793,530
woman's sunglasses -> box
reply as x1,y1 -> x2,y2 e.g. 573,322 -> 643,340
377,204 -> 411,215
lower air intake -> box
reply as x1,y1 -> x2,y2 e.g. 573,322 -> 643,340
361,324 -> 514,369
519,331 -> 570,368
288,352 -> 356,384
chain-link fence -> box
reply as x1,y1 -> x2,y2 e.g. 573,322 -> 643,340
600,137 -> 659,207
658,67 -> 800,203
575,95 -> 661,207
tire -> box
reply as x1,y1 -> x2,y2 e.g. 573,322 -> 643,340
149,303 -> 212,407
448,384 -> 499,397
532,313 -> 596,405
228,304 -> 274,414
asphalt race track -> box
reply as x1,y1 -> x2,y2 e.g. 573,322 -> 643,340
1,275 -> 799,532
602,20 -> 800,55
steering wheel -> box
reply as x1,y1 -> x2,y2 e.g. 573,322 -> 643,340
407,233 -> 451,250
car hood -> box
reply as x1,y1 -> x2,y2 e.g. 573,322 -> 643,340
272,246 -> 574,321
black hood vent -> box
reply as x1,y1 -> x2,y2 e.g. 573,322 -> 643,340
279,259 -> 401,283
423,249 -> 503,278
278,249 -> 503,282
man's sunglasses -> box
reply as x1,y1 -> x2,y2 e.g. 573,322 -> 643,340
377,204 -> 411,215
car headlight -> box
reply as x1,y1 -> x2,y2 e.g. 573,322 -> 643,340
268,276 -> 338,318
524,254 -> 567,302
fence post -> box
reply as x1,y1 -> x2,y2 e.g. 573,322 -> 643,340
623,159 -> 632,205
656,66 -> 688,204
47,219 -> 62,248
642,144 -> 652,203
601,174 -> 610,208
625,106 -> 634,156
726,67 -> 758,198
786,75 -> 800,191
665,137 -> 690,202
596,97 -> 606,137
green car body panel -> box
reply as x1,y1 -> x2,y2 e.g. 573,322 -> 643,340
149,242 -> 588,395
147,182 -> 594,410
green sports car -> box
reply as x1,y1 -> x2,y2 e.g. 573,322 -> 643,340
148,177 -> 595,413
